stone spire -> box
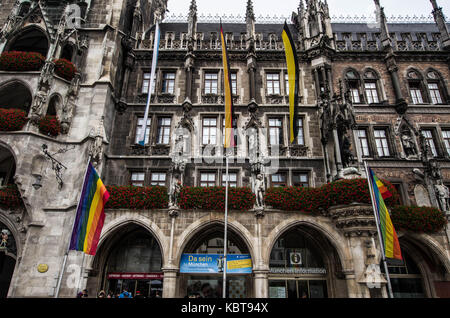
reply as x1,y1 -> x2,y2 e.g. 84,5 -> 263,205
188,0 -> 197,39
374,0 -> 392,49
430,0 -> 450,50
246,0 -> 256,39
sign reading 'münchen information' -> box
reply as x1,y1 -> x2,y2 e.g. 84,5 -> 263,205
269,268 -> 327,275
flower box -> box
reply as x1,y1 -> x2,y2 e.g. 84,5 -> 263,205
53,58 -> 77,81
38,115 -> 61,137
0,51 -> 45,72
105,186 -> 169,210
179,187 -> 255,212
390,205 -> 447,233
0,108 -> 28,131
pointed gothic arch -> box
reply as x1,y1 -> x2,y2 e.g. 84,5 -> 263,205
5,26 -> 49,57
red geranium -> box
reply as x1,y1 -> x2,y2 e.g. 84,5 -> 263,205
0,51 -> 45,72
53,58 -> 77,81
0,108 -> 28,131
38,115 -> 61,137
0,185 -> 24,209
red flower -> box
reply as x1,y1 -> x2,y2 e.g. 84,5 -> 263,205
0,51 -> 45,71
0,108 -> 28,131
53,58 -> 77,81
38,115 -> 61,137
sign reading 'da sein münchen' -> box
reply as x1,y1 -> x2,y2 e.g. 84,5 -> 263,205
180,254 -> 252,274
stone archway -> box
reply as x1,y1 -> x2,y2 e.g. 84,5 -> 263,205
0,221 -> 18,298
5,26 -> 49,57
86,221 -> 166,298
176,220 -> 255,298
265,218 -> 350,298
0,80 -> 33,114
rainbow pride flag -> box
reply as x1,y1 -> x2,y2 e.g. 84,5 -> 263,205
69,163 -> 110,255
368,168 -> 402,260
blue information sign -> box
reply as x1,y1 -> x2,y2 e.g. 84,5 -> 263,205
180,254 -> 252,274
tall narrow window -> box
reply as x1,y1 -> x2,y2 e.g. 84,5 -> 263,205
357,129 -> 370,157
364,82 -> 379,104
200,172 -> 216,187
346,70 -> 362,104
151,172 -> 167,186
202,118 -> 217,145
135,118 -> 151,145
157,117 -> 171,145
293,172 -> 309,187
222,172 -> 237,188
231,72 -> 238,95
428,83 -> 443,105
131,172 -> 145,187
296,118 -> 305,146
421,130 -> 438,157
271,173 -> 287,187
410,82 -> 424,104
442,130 -> 450,156
267,73 -> 281,95
269,118 -> 283,146
204,72 -> 218,94
374,129 -> 390,157
142,73 -> 156,94
284,73 -> 289,95
162,72 -> 176,94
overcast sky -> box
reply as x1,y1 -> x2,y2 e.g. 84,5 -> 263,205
167,0 -> 450,18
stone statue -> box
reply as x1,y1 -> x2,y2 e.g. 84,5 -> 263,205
254,174 -> 265,209
435,180 -> 450,212
169,174 -> 182,208
341,134 -> 354,168
401,129 -> 417,158
31,90 -> 47,123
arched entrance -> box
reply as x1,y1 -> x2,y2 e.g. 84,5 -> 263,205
91,223 -> 164,298
0,222 -> 17,298
383,236 -> 450,298
0,81 -> 33,114
179,223 -> 253,298
0,145 -> 15,186
268,225 -> 345,298
5,27 -> 49,57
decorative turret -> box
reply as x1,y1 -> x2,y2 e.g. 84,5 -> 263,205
246,0 -> 256,40
296,0 -> 333,51
430,0 -> 450,50
187,0 -> 197,41
374,0 -> 392,49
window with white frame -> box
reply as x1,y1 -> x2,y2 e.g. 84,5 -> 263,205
374,129 -> 390,157
200,172 -> 216,187
442,130 -> 450,156
357,129 -> 370,157
222,172 -> 238,187
156,117 -> 172,145
421,130 -> 438,157
162,72 -> 176,94
296,118 -> 305,146
364,82 -> 379,104
293,172 -> 309,187
204,72 -> 219,94
131,172 -> 145,187
151,172 -> 167,186
142,72 -> 156,94
202,117 -> 218,145
135,118 -> 151,145
428,83 -> 443,105
269,118 -> 283,146
266,73 -> 281,95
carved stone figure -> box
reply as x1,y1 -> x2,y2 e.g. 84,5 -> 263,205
31,90 -> 48,123
435,181 -> 450,212
401,129 -> 417,158
341,135 -> 354,168
255,174 -> 265,209
169,174 -> 182,208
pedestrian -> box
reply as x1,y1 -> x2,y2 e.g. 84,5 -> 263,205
119,288 -> 132,298
98,290 -> 106,298
77,289 -> 88,298
135,291 -> 146,299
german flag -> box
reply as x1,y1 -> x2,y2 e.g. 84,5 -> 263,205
220,21 -> 235,149
281,22 -> 299,144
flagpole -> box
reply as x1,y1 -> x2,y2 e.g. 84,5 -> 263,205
54,156 -> 92,298
363,160 -> 394,298
223,153 -> 229,299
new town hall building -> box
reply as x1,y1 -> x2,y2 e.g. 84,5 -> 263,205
0,0 -> 449,298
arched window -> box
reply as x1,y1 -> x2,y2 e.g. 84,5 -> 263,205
0,145 -> 16,186
269,34 -> 277,50
0,81 -> 32,113
345,69 -> 362,104
407,69 -> 427,105
17,1 -> 31,17
47,95 -> 62,116
6,27 -> 49,57
426,69 -> 447,105
363,69 -> 381,104
60,43 -> 74,62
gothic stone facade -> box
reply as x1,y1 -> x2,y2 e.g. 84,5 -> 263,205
0,0 -> 449,298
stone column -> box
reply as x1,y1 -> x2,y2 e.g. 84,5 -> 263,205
253,269 -> 269,298
253,209 -> 268,298
162,267 -> 179,298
